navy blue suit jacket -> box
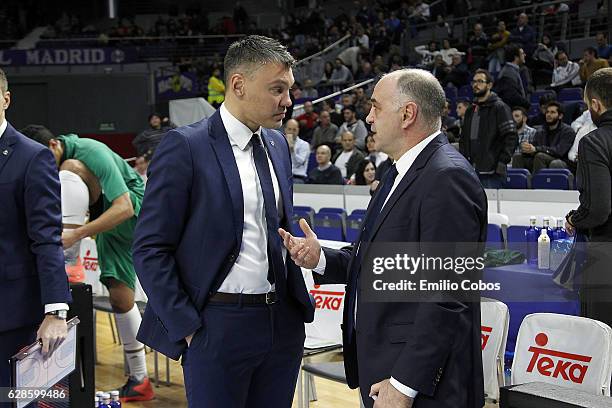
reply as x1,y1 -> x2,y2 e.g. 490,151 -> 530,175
0,123 -> 71,333
133,111 -> 314,360
316,134 -> 487,407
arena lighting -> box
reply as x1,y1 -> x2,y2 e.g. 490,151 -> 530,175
108,0 -> 117,19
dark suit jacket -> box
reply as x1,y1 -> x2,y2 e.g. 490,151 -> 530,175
133,110 -> 315,360
0,123 -> 71,333
316,134 -> 487,407
333,149 -> 365,179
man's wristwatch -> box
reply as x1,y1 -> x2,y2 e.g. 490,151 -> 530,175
45,310 -> 68,320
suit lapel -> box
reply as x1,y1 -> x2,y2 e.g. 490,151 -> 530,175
0,123 -> 17,178
261,129 -> 292,229
368,134 -> 447,242
208,111 -> 244,246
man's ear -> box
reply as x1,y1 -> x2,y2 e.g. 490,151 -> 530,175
230,73 -> 246,97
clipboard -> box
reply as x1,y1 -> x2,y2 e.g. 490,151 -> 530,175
10,317 -> 80,408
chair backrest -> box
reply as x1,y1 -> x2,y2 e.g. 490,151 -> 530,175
487,224 -> 505,249
534,169 -> 574,189
558,87 -> 583,102
346,213 -> 365,243
504,173 -> 529,189
314,213 -> 345,241
318,207 -> 347,216
532,173 -> 570,190
481,298 -> 510,401
511,313 -> 612,396
350,209 -> 367,217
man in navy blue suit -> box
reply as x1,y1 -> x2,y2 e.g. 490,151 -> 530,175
280,69 -> 487,408
133,36 -> 314,407
0,69 -> 71,401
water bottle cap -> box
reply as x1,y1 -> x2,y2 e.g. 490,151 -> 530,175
103,393 -> 111,398
530,216 -> 536,220
110,391 -> 119,396
96,391 -> 104,396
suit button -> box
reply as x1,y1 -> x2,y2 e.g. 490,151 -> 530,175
228,254 -> 236,262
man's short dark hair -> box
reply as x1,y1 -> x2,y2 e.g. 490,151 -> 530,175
223,35 -> 295,85
474,68 -> 493,83
539,93 -> 556,106
148,112 -> 162,121
545,100 -> 564,114
342,105 -> 356,113
505,44 -> 522,63
457,99 -> 470,107
512,106 -> 528,116
585,47 -> 598,58
585,67 -> 612,109
20,124 -> 56,146
0,68 -> 7,93
555,50 -> 567,59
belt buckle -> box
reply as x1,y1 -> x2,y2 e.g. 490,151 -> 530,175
265,292 -> 276,305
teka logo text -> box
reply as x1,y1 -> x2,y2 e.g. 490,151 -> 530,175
83,249 -> 99,272
526,332 -> 592,384
310,285 -> 344,311
481,326 -> 492,350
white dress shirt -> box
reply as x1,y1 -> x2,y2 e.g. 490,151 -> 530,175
334,150 -> 353,178
313,131 -> 441,398
291,136 -> 310,178
218,103 -> 284,294
1,119 -> 68,314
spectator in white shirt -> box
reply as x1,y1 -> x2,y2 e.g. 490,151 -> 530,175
439,39 -> 465,66
568,109 -> 597,167
337,105 -> 368,149
551,50 -> 581,91
284,119 -> 311,183
333,131 -> 365,179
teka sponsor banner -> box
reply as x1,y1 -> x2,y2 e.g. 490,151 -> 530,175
511,313 -> 612,396
0,48 -> 136,66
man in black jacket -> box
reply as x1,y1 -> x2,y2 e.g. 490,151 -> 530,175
494,44 -> 530,110
512,101 -> 575,172
566,67 -> 612,328
460,69 -> 518,188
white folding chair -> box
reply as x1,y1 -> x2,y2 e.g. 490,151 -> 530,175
511,313 -> 612,396
480,297 -> 510,402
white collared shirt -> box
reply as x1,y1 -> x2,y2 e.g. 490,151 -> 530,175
217,103 -> 284,294
313,131 -> 441,398
0,118 -> 7,140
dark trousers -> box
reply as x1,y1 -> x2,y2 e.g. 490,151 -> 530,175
1,325 -> 37,408
478,173 -> 505,189
580,242 -> 612,328
181,298 -> 305,408
512,152 -> 568,173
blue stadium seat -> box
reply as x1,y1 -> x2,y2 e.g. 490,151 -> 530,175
292,206 -> 315,237
294,205 -> 315,214
346,213 -> 365,243
458,85 -> 473,99
504,173 -> 529,189
530,90 -> 556,104
534,168 -> 574,189
313,213 -> 344,241
531,173 -> 570,190
507,225 -> 528,252
306,152 -> 317,175
486,224 -> 504,249
445,86 -> 458,100
350,209 -> 367,216
529,103 -> 540,117
558,87 -> 582,102
318,207 -> 347,216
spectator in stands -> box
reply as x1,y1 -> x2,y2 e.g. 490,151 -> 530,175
487,21 -> 510,75
468,23 -> 490,68
307,144 -> 344,185
333,131 -> 365,179
509,13 -> 536,55
284,119 -> 310,183
431,54 -> 448,83
511,106 -> 537,155
322,99 -> 343,127
528,93 -> 557,128
296,101 -> 318,143
565,67 -> 612,329
207,67 -> 225,108
355,61 -> 375,81
364,133 -> 388,167
408,0 -> 430,36
512,101 -> 575,172
337,105 -> 368,149
415,40 -> 439,70
494,44 -> 530,110
550,50 -> 581,91
311,110 -> 339,150
579,47 -> 609,84
531,33 -> 559,87
442,98 -> 460,142
353,87 -> 368,117
328,57 -> 354,92
302,79 -> 318,99
132,113 -> 176,158
567,109 -> 596,172
460,69 -> 517,188
444,54 -> 470,88
337,93 -> 354,113
440,39 -> 465,66
455,100 -> 470,137
351,158 -> 377,187
595,31 -> 612,60
135,155 -> 149,184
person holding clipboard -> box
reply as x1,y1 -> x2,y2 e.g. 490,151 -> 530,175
0,68 -> 71,407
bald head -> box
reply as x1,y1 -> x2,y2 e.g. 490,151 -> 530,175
284,118 -> 299,136
316,144 -> 332,165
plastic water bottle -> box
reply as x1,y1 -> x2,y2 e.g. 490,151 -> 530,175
110,390 -> 121,408
542,217 -> 554,241
94,396 -> 99,408
553,218 -> 567,241
526,216 -> 540,265
100,393 -> 112,408
538,228 -> 551,269
63,237 -> 81,266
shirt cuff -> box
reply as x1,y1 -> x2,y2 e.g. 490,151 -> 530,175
45,303 -> 70,314
312,250 -> 327,275
389,377 -> 418,399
